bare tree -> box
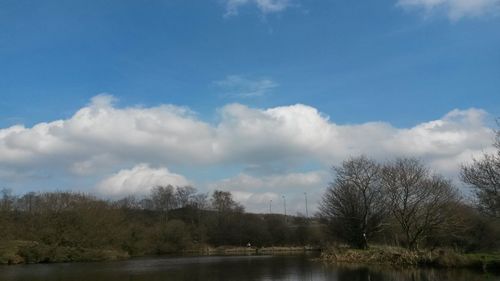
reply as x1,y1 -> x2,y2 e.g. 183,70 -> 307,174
190,193 -> 208,210
175,186 -> 197,208
150,185 -> 177,222
114,195 -> 140,209
319,156 -> 387,249
211,190 -> 243,213
209,190 -> 244,245
0,188 -> 14,212
461,127 -> 500,218
382,158 -> 461,250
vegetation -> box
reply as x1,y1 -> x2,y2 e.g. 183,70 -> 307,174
0,186 -> 325,265
319,155 -> 500,251
318,129 -> 500,271
381,158 -> 461,250
0,240 -> 128,265
318,157 -> 386,249
321,246 -> 500,272
461,124 -> 500,218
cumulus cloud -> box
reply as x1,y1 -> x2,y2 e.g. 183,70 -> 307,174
96,164 -> 190,197
397,0 -> 500,20
0,95 -> 494,175
223,0 -> 292,16
0,94 -> 215,172
0,95 -> 495,202
214,75 -> 278,98
216,104 -> 493,176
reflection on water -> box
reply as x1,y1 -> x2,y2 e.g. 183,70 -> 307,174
0,255 -> 497,281
333,264 -> 497,281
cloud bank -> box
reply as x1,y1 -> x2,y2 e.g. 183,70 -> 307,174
0,95 -> 495,211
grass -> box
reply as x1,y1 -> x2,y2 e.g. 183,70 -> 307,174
321,245 -> 500,273
0,240 -> 129,265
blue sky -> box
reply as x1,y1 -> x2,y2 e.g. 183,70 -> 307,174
0,0 -> 499,213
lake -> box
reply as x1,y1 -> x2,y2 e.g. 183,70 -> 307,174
0,255 -> 497,281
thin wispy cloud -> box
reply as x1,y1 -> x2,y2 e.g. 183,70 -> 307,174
214,75 -> 278,98
397,0 -> 500,20
223,0 -> 293,16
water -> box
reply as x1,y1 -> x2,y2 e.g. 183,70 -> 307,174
0,255 -> 497,281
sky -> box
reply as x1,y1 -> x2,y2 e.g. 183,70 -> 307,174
0,0 -> 499,214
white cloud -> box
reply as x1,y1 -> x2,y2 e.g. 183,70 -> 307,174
0,94 -> 216,170
214,75 -> 278,98
96,164 -> 190,197
223,0 -> 292,16
215,104 -> 493,173
0,96 -> 494,175
397,0 -> 500,20
0,95 -> 495,205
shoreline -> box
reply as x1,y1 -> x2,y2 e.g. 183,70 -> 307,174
320,246 -> 500,273
3,240 -> 499,274
0,241 -> 320,265
182,245 -> 321,255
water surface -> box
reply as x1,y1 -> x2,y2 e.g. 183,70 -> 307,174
0,255 -> 497,281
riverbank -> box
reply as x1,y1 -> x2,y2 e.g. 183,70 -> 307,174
184,245 -> 320,255
321,246 -> 500,273
0,241 -> 129,265
0,240 -> 320,265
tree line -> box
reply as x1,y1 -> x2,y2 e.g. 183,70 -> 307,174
319,127 -> 500,252
0,186 -> 324,260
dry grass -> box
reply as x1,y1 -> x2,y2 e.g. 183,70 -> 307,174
321,245 -> 500,272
